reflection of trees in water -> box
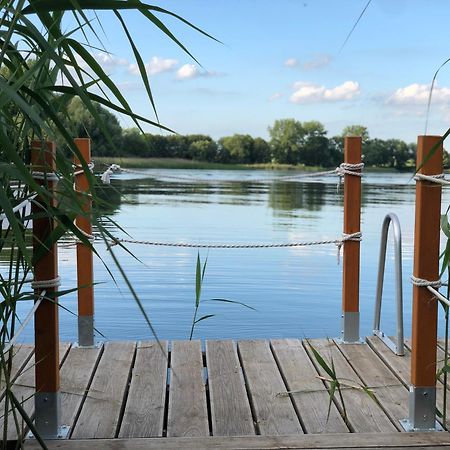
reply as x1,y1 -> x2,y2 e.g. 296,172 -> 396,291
268,181 -> 326,214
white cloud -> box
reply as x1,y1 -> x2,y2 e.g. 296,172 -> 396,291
175,64 -> 223,80
284,58 -> 299,68
94,52 -> 128,69
129,56 -> 178,76
387,83 -> 450,105
290,81 -> 360,103
269,92 -> 283,101
176,64 -> 199,80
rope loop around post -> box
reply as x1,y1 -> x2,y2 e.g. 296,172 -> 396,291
31,276 -> 61,290
336,231 -> 362,264
336,162 -> 364,177
414,173 -> 450,185
410,275 -> 445,289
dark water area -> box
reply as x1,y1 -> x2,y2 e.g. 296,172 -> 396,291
12,169 -> 450,342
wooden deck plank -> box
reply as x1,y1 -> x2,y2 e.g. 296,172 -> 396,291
118,341 -> 169,438
206,340 -> 255,436
238,340 -> 303,435
60,344 -> 103,429
306,339 -> 397,433
0,344 -> 34,393
71,341 -> 135,439
166,340 -> 209,437
1,343 -> 70,440
270,338 -> 348,434
336,342 -> 407,429
24,431 -> 450,449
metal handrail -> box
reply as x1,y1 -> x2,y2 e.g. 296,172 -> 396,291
373,213 -> 405,356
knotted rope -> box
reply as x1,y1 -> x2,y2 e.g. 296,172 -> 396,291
411,276 -> 450,307
31,276 -> 61,290
414,173 -> 450,185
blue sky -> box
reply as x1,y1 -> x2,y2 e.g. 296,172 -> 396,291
85,1 -> 450,143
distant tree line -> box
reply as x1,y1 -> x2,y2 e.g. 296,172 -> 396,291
65,97 -> 445,169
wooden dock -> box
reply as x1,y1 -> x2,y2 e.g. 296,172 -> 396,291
4,337 -> 450,449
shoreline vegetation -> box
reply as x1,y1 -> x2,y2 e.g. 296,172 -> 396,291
67,99 -> 447,170
95,155 -> 416,172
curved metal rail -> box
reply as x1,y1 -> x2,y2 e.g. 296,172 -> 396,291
373,213 -> 405,356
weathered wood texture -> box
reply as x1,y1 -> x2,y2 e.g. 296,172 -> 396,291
306,339 -> 397,433
8,336 -> 447,449
166,340 -> 209,437
206,340 -> 254,436
119,341 -> 168,438
238,340 -> 303,435
270,339 -> 348,434
71,341 -> 135,439
24,431 -> 450,450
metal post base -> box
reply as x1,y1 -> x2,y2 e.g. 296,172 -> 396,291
32,392 -> 69,440
78,315 -> 94,347
400,386 -> 441,431
340,311 -> 361,343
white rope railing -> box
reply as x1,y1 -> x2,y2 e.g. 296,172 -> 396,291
410,276 -> 450,307
99,162 -> 365,185
73,162 -> 95,177
414,173 -> 450,185
30,276 -> 61,290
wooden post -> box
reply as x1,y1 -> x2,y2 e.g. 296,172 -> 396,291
74,138 -> 95,347
406,135 -> 443,431
31,140 -> 64,438
341,136 -> 362,343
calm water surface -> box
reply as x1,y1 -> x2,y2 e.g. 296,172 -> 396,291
14,170 -> 450,341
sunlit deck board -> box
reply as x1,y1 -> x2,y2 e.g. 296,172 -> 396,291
238,340 -> 303,435
118,341 -> 169,438
60,344 -> 102,428
6,337 -> 450,448
166,340 -> 209,437
25,431 -> 450,449
306,339 -> 398,433
270,338 -> 348,434
206,340 -> 255,436
336,341 -> 407,429
71,341 -> 136,439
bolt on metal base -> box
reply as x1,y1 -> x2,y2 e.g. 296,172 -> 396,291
31,392 -> 69,440
77,315 -> 95,347
340,311 -> 361,343
401,386 -> 443,432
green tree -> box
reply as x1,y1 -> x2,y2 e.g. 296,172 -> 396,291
66,97 -> 123,156
219,134 -> 254,163
189,139 -> 218,161
252,137 -> 271,163
342,124 -> 369,142
123,128 -> 147,156
268,119 -> 305,164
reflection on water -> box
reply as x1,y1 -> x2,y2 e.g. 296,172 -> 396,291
9,170 -> 450,342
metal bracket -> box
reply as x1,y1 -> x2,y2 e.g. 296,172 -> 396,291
373,330 -> 403,356
77,315 -> 95,347
341,311 -> 361,343
401,386 -> 442,432
31,392 -> 70,440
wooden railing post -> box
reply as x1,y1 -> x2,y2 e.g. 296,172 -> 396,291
341,136 -> 362,343
405,135 -> 443,431
74,138 -> 95,347
31,140 -> 66,438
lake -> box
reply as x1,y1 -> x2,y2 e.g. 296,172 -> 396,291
14,169 -> 450,342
